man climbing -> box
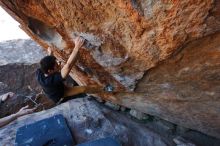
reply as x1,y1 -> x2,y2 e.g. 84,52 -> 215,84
36,37 -> 105,104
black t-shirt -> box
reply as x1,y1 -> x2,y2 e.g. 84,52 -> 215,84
36,69 -> 65,103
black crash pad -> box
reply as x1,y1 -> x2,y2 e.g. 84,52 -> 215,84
77,137 -> 121,146
15,114 -> 74,146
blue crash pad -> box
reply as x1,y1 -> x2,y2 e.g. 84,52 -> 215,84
77,137 -> 121,146
15,114 -> 74,146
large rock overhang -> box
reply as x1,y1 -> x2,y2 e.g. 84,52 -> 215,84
0,0 -> 219,138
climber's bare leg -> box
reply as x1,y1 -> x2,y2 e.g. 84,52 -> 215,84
63,86 -> 104,98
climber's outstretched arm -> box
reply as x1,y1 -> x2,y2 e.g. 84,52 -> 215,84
61,37 -> 84,79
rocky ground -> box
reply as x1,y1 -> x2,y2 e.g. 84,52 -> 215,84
0,39 -> 219,145
0,97 -> 186,146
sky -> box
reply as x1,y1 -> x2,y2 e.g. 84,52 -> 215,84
0,7 -> 29,42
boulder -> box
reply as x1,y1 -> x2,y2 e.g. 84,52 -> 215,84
0,0 -> 219,138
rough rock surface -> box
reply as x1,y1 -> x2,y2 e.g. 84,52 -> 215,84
116,32 -> 220,138
0,0 -> 220,138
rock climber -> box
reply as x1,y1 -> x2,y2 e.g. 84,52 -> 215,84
36,37 -> 106,104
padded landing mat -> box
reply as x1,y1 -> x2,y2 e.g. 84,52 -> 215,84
15,114 -> 74,146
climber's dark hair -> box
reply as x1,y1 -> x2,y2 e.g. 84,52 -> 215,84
40,55 -> 56,74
